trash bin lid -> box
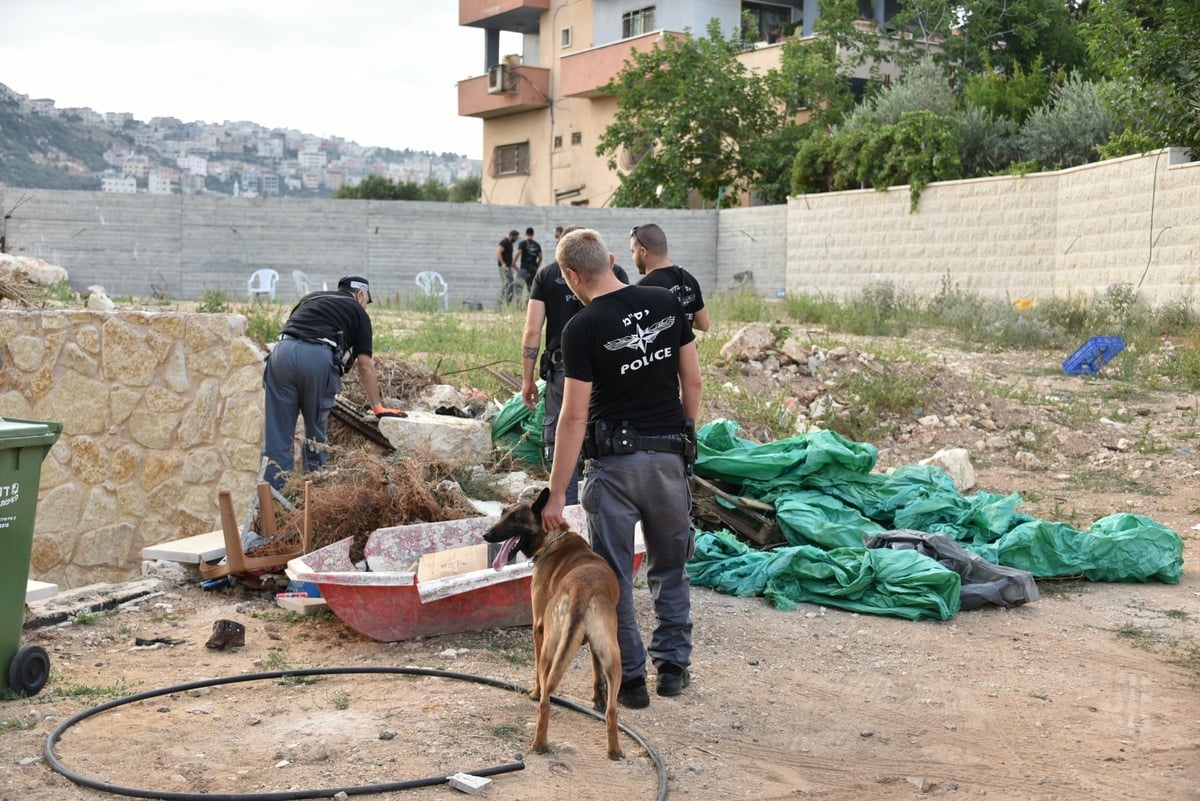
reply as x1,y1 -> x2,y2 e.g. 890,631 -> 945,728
0,417 -> 63,450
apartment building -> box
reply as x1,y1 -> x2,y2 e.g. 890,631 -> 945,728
458,0 -> 896,208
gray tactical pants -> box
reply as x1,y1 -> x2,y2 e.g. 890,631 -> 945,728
581,449 -> 695,681
261,339 -> 340,490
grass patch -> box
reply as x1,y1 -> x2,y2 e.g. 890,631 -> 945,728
329,689 -> 350,710
1068,469 -> 1165,497
45,678 -> 136,702
488,722 -> 524,740
707,375 -> 797,443
822,359 -> 935,443
0,717 -> 37,736
708,287 -> 774,323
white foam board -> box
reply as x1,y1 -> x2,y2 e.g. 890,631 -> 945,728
140,529 -> 226,564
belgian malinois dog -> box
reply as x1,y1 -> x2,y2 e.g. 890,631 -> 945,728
484,487 -> 624,760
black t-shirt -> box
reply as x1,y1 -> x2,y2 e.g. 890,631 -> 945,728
531,261 -> 631,353
516,238 -> 541,274
637,266 -> 705,325
561,284 -> 694,435
280,290 -> 373,358
498,238 -> 514,267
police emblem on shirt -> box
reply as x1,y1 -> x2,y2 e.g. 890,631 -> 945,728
605,315 -> 675,375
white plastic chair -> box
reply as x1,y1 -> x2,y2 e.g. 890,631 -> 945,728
292,270 -> 311,298
247,268 -> 279,302
415,270 -> 449,309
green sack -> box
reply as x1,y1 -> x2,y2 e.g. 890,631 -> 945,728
490,382 -> 545,467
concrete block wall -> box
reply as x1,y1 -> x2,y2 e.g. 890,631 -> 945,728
718,205 -> 788,297
0,310 -> 263,588
785,148 -> 1200,305
0,191 -> 721,309
1055,149 -> 1200,306
3,147 -> 1199,308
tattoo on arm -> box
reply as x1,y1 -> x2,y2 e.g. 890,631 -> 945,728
523,346 -> 539,361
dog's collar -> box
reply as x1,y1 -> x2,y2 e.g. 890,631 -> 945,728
531,528 -> 570,563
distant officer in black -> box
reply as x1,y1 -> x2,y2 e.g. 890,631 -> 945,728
520,224 -> 629,503
496,229 -> 519,304
540,228 -> 703,710
630,223 -> 710,332
515,227 -> 543,292
260,276 -> 404,491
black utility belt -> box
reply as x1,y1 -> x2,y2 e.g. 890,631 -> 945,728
279,333 -> 336,349
582,421 -> 685,458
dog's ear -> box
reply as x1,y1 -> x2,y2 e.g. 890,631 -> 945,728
531,487 -> 551,523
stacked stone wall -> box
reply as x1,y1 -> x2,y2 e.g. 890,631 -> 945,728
0,311 -> 263,588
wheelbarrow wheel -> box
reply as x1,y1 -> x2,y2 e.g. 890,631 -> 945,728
8,645 -> 50,696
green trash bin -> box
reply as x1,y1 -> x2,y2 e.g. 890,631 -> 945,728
0,417 -> 62,697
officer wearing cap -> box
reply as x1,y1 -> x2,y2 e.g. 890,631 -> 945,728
260,275 -> 405,491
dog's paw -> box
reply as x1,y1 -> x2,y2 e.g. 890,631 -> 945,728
608,749 -> 625,761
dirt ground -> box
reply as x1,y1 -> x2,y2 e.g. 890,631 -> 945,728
2,336 -> 1199,801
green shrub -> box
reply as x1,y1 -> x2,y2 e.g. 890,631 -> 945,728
709,287 -> 771,323
237,303 -> 285,344
196,289 -> 230,314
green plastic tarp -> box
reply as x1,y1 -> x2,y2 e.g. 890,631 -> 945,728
990,513 -> 1183,583
689,418 -> 1184,615
688,530 -> 962,621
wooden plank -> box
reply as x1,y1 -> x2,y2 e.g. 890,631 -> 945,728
276,596 -> 329,615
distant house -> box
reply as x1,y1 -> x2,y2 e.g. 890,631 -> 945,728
101,175 -> 137,193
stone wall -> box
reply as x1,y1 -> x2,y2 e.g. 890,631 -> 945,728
0,310 -> 263,588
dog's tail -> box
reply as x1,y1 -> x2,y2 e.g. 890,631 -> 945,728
548,591 -> 594,673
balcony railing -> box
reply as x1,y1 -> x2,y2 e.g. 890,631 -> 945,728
459,0 -> 548,32
559,31 -> 683,98
458,65 -> 551,119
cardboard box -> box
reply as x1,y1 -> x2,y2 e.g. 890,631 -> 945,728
416,543 -> 491,582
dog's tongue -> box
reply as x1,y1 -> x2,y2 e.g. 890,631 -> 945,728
492,537 -> 518,571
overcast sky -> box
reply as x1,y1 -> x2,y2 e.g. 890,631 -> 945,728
3,1 -> 507,159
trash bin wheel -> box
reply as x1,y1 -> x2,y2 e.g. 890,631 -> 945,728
8,645 -> 50,696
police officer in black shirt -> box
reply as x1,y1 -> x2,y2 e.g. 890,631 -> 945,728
521,224 -> 629,503
541,229 -> 703,709
514,227 -> 542,292
630,223 -> 710,331
496,229 -> 519,304
260,275 -> 404,491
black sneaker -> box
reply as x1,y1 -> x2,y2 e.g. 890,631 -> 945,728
656,663 -> 691,697
617,675 -> 650,709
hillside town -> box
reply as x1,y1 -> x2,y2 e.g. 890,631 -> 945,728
0,82 -> 481,198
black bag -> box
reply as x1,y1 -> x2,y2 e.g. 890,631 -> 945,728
864,530 -> 1040,610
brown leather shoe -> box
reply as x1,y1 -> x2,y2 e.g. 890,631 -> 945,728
205,619 -> 245,650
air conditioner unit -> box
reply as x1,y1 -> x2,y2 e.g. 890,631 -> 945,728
487,64 -> 509,94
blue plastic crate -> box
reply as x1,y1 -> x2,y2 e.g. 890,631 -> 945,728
1062,336 -> 1125,375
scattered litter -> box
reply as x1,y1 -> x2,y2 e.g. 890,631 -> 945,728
205,619 -> 245,650
1062,336 -> 1125,375
448,773 -> 492,795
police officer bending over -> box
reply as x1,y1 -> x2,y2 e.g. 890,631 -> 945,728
540,229 -> 703,710
260,275 -> 404,491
